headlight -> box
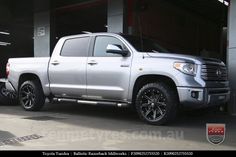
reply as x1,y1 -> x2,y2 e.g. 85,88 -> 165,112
173,62 -> 197,76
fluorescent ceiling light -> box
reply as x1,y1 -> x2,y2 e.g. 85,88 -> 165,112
224,1 -> 229,6
0,41 -> 11,46
0,31 -> 10,35
218,0 -> 229,6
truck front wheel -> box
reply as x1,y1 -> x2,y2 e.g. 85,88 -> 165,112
135,83 -> 178,125
19,80 -> 45,111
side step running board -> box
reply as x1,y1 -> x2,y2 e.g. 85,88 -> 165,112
53,98 -> 129,108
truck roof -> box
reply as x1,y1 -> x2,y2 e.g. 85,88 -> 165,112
60,32 -> 121,40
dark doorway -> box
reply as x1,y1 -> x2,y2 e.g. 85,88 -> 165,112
53,0 -> 107,39
130,0 -> 228,62
0,0 -> 33,77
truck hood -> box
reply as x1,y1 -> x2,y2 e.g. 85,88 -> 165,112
146,53 -> 225,65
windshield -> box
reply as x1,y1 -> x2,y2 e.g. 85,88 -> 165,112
121,35 -> 169,53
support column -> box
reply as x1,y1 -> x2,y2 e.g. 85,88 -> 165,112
34,0 -> 51,57
228,1 -> 236,114
107,0 -> 124,33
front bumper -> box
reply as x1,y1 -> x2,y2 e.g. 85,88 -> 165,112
0,78 -> 16,92
177,86 -> 230,109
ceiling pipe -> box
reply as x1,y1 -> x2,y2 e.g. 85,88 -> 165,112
55,0 -> 107,14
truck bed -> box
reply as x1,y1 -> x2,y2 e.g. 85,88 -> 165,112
8,57 -> 51,95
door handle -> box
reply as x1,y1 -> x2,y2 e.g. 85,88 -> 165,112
120,64 -> 130,68
51,60 -> 60,65
88,60 -> 98,65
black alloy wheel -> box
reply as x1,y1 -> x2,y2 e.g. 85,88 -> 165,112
135,83 -> 178,125
139,87 -> 167,122
19,80 -> 45,111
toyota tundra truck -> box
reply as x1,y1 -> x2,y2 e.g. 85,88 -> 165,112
0,33 -> 230,125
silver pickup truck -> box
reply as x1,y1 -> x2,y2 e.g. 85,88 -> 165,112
0,33 -> 230,125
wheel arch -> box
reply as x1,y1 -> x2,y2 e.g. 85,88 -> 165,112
132,75 -> 179,104
18,73 -> 43,91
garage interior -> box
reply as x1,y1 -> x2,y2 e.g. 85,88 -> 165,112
53,0 -> 107,39
0,0 -> 233,112
0,0 -> 108,76
0,0 -> 34,77
129,0 -> 228,61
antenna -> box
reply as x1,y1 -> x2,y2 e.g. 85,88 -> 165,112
138,14 -> 144,52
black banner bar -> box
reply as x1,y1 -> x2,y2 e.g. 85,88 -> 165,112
0,151 -> 235,156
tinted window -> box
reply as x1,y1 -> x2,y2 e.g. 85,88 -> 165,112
93,36 -> 126,57
61,37 -> 90,57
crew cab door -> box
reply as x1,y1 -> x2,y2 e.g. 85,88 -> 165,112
48,36 -> 90,98
86,35 -> 132,101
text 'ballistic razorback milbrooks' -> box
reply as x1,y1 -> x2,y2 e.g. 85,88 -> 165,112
0,33 -> 230,125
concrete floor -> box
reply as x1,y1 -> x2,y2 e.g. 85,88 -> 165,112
0,102 -> 236,150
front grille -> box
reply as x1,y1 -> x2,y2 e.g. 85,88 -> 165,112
201,64 -> 228,81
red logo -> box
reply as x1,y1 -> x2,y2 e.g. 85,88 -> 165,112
206,124 -> 225,145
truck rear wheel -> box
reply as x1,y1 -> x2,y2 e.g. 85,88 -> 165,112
135,83 -> 178,125
19,80 -> 45,111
